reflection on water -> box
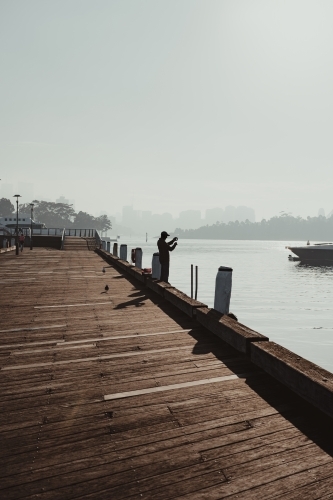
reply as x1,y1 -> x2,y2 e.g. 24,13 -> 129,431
121,238 -> 333,373
295,262 -> 333,273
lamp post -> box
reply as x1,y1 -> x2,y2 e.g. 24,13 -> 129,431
13,194 -> 21,255
30,203 -> 34,250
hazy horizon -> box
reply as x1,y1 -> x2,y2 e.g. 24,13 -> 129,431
1,0 -> 333,221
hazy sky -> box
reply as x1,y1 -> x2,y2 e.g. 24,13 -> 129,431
1,0 -> 333,220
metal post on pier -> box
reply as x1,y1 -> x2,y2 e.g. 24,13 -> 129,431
214,266 -> 233,314
152,252 -> 161,279
113,242 -> 118,257
195,265 -> 198,300
135,248 -> 143,269
190,264 -> 193,298
106,241 -> 111,252
30,203 -> 34,250
120,244 -> 127,261
13,194 -> 21,255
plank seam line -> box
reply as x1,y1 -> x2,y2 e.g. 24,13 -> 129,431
0,324 -> 66,333
56,329 -> 195,345
34,302 -> 111,309
0,329 -> 196,350
104,373 -> 255,400
1,345 -> 194,370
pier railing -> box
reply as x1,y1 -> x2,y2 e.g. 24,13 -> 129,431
95,230 -> 102,248
7,227 -> 97,237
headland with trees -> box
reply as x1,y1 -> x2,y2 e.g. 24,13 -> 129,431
173,213 -> 333,241
0,198 -> 112,233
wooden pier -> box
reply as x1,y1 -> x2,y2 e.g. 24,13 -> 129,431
1,245 -> 333,499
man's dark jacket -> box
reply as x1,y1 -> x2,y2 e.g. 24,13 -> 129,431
157,238 -> 177,263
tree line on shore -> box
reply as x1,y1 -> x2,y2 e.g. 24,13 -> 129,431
0,198 -> 111,232
173,213 -> 333,241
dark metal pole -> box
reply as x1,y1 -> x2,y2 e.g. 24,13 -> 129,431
30,203 -> 34,250
16,198 -> 19,255
195,266 -> 198,300
14,194 -> 21,255
191,264 -> 193,299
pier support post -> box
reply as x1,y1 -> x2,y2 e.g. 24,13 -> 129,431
106,241 -> 111,253
102,241 -> 106,250
214,266 -> 233,314
135,247 -> 143,269
152,252 -> 161,279
113,243 -> 118,257
120,244 -> 127,261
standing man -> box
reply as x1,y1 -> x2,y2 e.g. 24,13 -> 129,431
157,231 -> 178,283
19,231 -> 25,252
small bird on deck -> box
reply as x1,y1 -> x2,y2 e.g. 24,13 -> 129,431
105,285 -> 109,291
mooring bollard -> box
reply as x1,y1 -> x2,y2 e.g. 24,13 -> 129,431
106,241 -> 111,253
113,242 -> 118,257
120,244 -> 127,261
152,252 -> 161,279
135,247 -> 143,269
190,264 -> 199,299
102,240 -> 106,250
214,266 -> 233,314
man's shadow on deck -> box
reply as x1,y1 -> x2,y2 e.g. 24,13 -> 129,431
114,289 -> 148,309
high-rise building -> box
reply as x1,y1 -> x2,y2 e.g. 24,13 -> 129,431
205,208 -> 225,225
122,206 -> 138,229
56,195 -> 75,208
176,210 -> 201,229
235,206 -> 255,223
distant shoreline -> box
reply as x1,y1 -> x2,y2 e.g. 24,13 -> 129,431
171,236 -> 318,242
171,214 -> 333,242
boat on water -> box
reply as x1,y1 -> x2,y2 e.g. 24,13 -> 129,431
287,242 -> 333,263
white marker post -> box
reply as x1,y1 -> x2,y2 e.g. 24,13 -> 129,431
152,252 -> 161,279
135,247 -> 143,269
113,242 -> 118,257
214,266 -> 233,314
120,244 -> 127,261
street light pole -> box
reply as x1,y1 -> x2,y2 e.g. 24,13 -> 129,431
30,203 -> 34,250
13,194 -> 21,256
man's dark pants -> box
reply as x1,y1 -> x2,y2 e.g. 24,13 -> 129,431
160,262 -> 170,283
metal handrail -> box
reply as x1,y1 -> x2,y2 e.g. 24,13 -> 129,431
95,230 -> 102,248
3,227 -> 97,237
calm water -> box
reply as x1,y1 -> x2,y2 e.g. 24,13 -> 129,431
122,238 -> 333,373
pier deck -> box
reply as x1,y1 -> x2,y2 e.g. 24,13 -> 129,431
1,248 -> 333,499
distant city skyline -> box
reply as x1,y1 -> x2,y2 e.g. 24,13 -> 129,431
1,180 -> 333,229
117,204 -> 256,234
1,178 -> 333,223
